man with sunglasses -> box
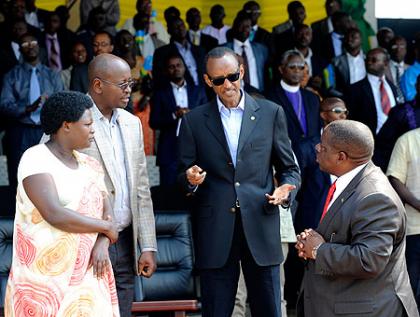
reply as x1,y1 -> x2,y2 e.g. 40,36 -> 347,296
320,97 -> 348,127
0,33 -> 64,202
177,47 -> 300,317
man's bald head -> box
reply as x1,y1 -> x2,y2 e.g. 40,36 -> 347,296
88,53 -> 130,84
325,120 -> 374,164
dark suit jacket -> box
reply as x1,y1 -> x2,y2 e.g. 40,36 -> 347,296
268,86 -> 329,229
314,32 -> 336,62
149,82 -> 207,166
69,64 -> 89,93
298,162 -> 419,317
346,76 -> 398,135
177,93 -> 301,269
39,30 -> 76,70
311,18 -> 330,41
152,41 -> 205,88
373,101 -> 420,171
253,26 -> 271,48
224,41 -> 269,92
187,32 -> 218,53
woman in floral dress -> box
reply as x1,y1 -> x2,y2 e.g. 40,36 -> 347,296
5,91 -> 120,317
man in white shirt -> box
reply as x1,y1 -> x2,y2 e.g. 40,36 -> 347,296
201,4 -> 230,45
225,11 -> 268,93
332,27 -> 366,95
346,48 -> 398,135
296,119 -> 418,317
387,128 -> 420,311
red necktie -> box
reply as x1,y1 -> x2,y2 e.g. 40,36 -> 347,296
380,79 -> 391,115
320,181 -> 336,223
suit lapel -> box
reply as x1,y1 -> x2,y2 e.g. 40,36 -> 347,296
117,114 -> 134,196
204,100 -> 231,159
317,163 -> 373,233
341,55 -> 350,84
237,93 -> 260,155
92,118 -> 119,189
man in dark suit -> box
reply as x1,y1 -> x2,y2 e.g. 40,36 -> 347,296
150,54 -> 207,186
40,11 -> 74,71
153,17 -> 205,89
269,49 -> 330,233
314,11 -> 351,62
296,119 -> 418,317
224,11 -> 268,94
311,0 -> 341,48
185,7 -> 218,53
177,47 -> 300,317
346,47 -> 398,136
330,27 -> 365,96
242,1 -> 271,48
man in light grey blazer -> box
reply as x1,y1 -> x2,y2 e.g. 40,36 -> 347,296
296,120 -> 418,317
43,54 -> 157,317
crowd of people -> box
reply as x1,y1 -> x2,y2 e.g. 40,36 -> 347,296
0,0 -> 420,316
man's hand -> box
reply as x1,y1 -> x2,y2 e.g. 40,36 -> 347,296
295,229 -> 325,260
89,235 -> 111,279
175,107 -> 189,118
25,96 -> 43,113
186,165 -> 206,186
137,251 -> 157,278
265,183 -> 296,205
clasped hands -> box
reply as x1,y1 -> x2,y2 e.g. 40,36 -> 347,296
295,229 -> 325,260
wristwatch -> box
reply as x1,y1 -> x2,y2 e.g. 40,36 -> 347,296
311,243 -> 323,260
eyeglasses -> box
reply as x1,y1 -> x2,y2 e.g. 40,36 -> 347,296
97,77 -> 135,90
286,62 -> 305,70
208,71 -> 240,86
245,9 -> 261,14
323,107 -> 349,115
21,40 -> 38,48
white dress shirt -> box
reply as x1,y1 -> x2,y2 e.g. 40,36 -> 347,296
347,51 -> 366,84
217,91 -> 245,166
174,41 -> 199,85
367,74 -> 397,133
94,105 -> 131,231
25,11 -> 41,29
189,30 -> 201,45
331,32 -> 343,57
327,163 -> 368,210
233,39 -> 259,90
202,24 -> 230,45
171,81 -> 189,136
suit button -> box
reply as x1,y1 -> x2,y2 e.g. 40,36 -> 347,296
110,190 -> 115,195
230,207 -> 236,213
235,182 -> 240,187
228,161 -> 233,166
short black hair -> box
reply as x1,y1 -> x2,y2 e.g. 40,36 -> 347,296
41,91 -> 93,135
287,1 -> 304,15
204,47 -> 239,73
93,30 -> 114,46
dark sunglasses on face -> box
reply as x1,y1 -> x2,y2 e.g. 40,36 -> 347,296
286,62 -> 305,70
208,71 -> 241,86
325,107 -> 349,115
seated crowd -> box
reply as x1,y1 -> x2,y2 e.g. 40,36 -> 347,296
0,0 -> 420,316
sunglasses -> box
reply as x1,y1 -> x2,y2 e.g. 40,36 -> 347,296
208,71 -> 241,86
97,77 -> 136,90
21,40 -> 38,48
286,62 -> 305,70
325,107 -> 349,115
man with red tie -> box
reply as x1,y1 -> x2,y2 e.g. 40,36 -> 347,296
345,48 -> 399,136
295,120 -> 418,317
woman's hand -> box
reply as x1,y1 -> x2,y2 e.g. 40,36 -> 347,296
89,236 -> 111,279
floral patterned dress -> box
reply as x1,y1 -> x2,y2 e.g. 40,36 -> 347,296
4,144 -> 120,317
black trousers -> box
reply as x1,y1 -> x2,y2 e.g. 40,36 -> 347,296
109,225 -> 135,317
199,211 -> 281,317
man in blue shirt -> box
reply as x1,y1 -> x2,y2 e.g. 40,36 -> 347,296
0,33 -> 63,193
401,37 -> 420,102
